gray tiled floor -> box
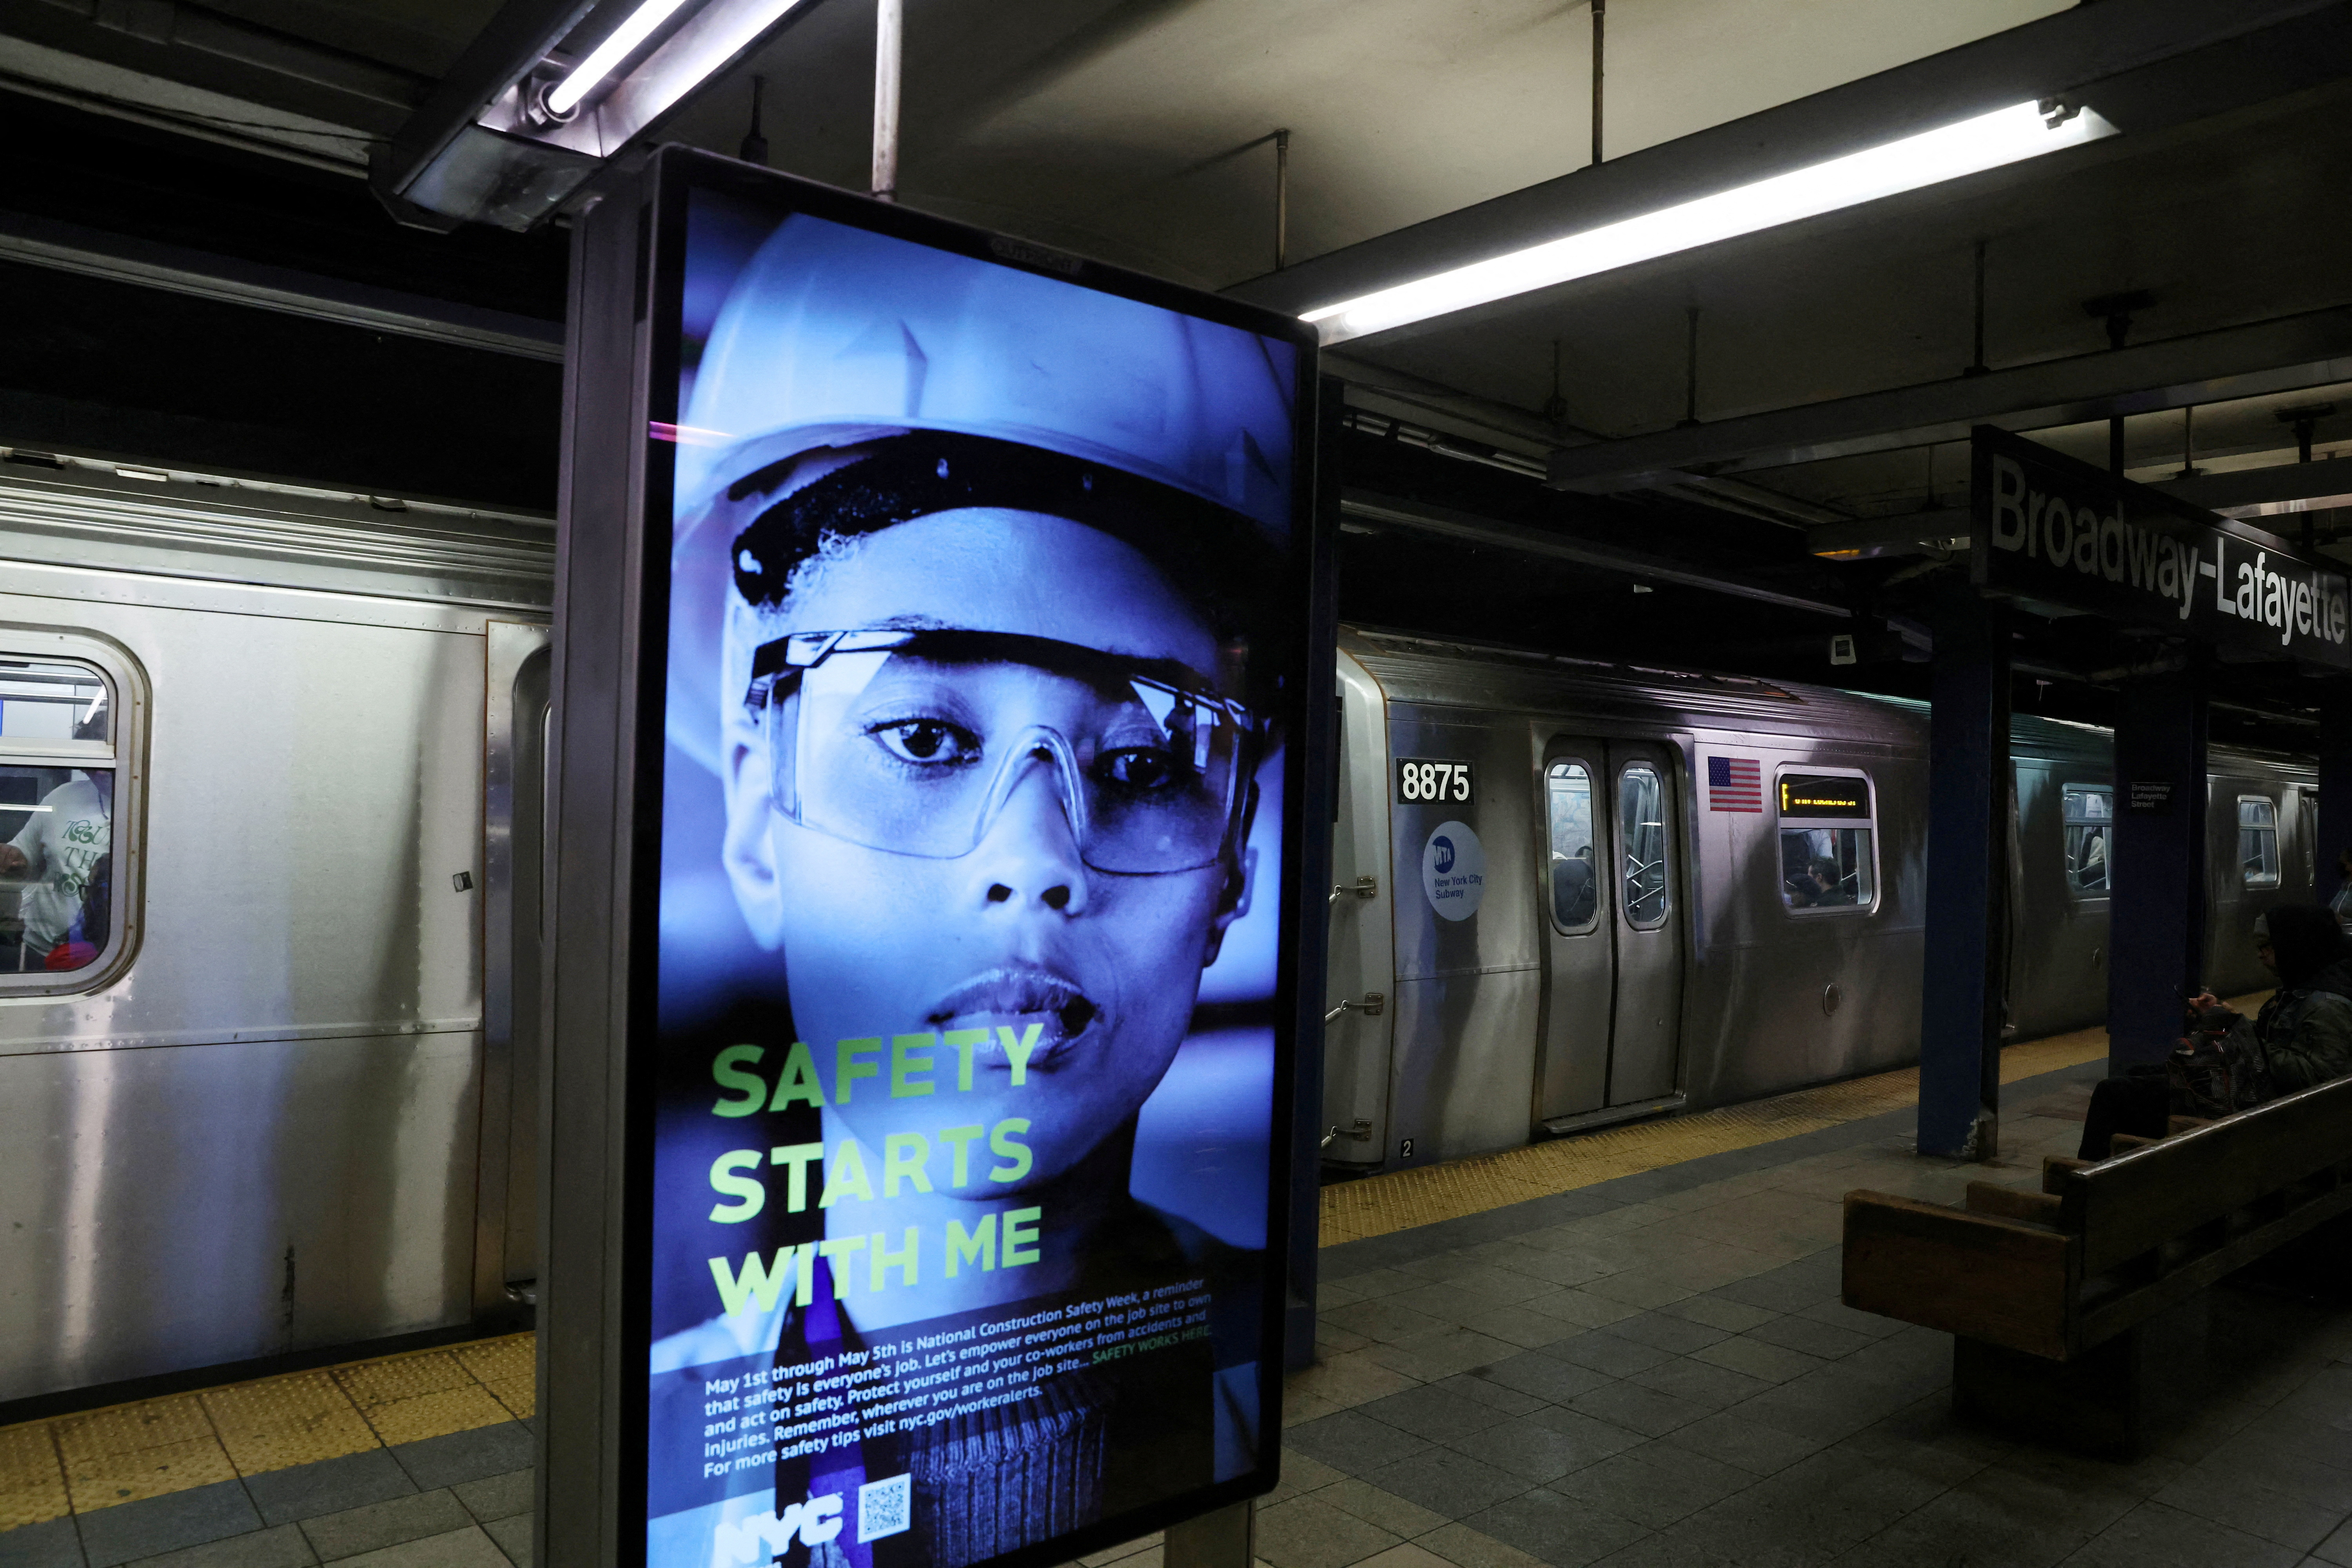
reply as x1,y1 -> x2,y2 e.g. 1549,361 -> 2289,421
0,1433 -> 535,1568
11,1057 -> 2349,1568
1261,1060 -> 2352,1568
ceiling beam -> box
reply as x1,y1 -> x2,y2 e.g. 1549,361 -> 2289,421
1545,303 -> 2352,493
1341,490 -> 1853,618
0,209 -> 565,360
0,0 -> 425,135
2151,453 -> 2352,510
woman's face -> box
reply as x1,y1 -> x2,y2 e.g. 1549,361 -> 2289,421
721,509 -> 1248,1189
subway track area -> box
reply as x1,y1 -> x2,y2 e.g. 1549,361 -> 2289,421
9,1005 -> 2352,1568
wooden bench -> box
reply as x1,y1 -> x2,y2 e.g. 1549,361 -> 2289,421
1840,1073 -> 2352,1452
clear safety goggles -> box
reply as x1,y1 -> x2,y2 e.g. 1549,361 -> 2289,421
743,628 -> 1256,874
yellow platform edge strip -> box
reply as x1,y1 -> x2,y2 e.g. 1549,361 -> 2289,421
0,1001 -> 2269,1531
1318,1000 -> 2265,1248
0,1334 -> 535,1530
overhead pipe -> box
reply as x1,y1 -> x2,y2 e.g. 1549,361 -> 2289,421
1590,0 -> 1605,166
1679,306 -> 1702,428
740,74 -> 768,164
871,0 -> 901,201
1965,240 -> 1989,377
1274,128 -> 1290,270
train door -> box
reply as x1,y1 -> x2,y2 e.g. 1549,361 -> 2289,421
1535,746 -> 1611,1118
1608,744 -> 1684,1102
1535,738 -> 1684,1123
477,621 -> 550,1312
1321,652 -> 1396,1168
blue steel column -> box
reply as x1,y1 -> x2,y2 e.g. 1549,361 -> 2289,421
1918,592 -> 2011,1158
2320,679 -> 2352,907
2107,664 -> 2210,1068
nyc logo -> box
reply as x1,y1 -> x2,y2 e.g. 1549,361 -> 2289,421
711,1493 -> 840,1565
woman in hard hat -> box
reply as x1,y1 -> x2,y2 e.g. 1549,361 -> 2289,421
646,207 -> 1298,1568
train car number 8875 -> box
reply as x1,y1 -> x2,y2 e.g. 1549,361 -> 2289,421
1396,758 -> 1474,805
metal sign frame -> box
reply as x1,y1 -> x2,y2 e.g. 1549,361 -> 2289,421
1969,425 -> 2351,671
539,146 -> 1330,1568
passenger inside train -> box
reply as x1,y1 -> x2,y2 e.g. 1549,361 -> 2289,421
2077,903 -> 2352,1158
1781,847 -> 1858,909
1549,843 -> 1597,927
0,686 -> 113,973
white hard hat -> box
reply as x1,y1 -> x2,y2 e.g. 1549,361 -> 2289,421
665,211 -> 1298,775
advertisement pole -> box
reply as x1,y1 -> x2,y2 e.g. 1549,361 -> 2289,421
538,162 -> 663,1568
542,147 -> 1326,1568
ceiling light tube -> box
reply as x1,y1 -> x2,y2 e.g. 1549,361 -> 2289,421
593,0 -> 810,145
1303,100 -> 2115,345
545,0 -> 700,117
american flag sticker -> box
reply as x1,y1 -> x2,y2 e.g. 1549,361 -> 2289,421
1707,755 -> 1763,812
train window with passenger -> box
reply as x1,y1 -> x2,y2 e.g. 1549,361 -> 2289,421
2064,785 -> 2113,895
1619,764 -> 1670,929
1777,769 -> 1876,914
1545,760 -> 1601,933
2239,796 -> 2281,888
0,654 -> 121,982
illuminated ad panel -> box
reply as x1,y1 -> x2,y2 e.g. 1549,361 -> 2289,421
636,150 -> 1319,1568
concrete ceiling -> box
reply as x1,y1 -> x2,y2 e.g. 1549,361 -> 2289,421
649,0 -> 2067,289
9,0 -> 2352,629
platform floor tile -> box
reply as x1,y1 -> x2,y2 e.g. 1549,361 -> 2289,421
1312,1007 -> 2180,1247
0,1336 -> 533,1549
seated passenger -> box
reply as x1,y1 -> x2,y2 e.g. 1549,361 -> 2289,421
2331,846 -> 2352,933
1789,857 -> 1847,908
2077,904 -> 2352,1158
2225,905 -> 2352,1093
1552,849 -> 1596,927
2079,829 -> 2108,892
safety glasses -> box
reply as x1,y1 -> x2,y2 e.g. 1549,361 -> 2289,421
743,628 -> 1256,873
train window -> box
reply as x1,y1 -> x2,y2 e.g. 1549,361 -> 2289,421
1777,769 -> 1875,914
1619,763 -> 1670,929
1545,760 -> 1601,933
0,655 -> 119,980
2239,797 -> 2281,889
2063,785 -> 2113,895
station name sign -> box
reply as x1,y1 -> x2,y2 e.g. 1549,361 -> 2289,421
1969,426 -> 2351,671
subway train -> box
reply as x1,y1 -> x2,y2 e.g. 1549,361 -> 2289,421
1320,627 -> 2323,1173
0,465 -> 2321,1403
0,456 -> 553,1405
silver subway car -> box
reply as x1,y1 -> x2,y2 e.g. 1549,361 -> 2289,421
1322,628 -> 2323,1172
0,493 -> 2320,1401
0,459 -> 552,1403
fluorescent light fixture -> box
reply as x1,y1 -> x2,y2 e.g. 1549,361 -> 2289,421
1303,101 -> 2115,345
594,0 -> 810,147
390,0 -> 811,225
546,0 -> 699,116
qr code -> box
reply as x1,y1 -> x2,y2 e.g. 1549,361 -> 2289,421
857,1473 -> 912,1544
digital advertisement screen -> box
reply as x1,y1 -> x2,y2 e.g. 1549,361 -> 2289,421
636,156 -> 1314,1568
